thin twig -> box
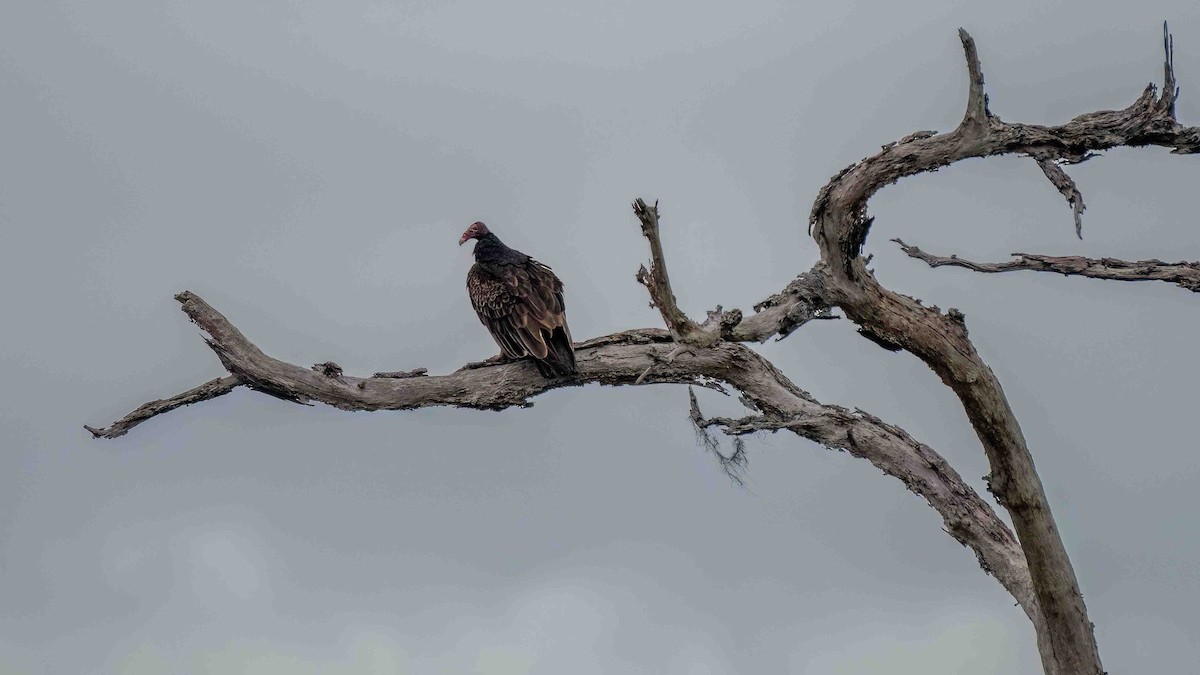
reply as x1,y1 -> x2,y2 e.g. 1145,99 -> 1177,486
893,239 -> 1200,292
85,375 -> 242,439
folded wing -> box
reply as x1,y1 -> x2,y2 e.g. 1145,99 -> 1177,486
467,259 -> 576,377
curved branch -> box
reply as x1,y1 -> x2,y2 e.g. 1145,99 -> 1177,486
624,201 -> 1040,621
894,239 -> 1200,292
958,27 -> 993,131
801,24 -> 1200,675
811,26 -> 1200,276
691,393 -> 1037,621
1033,156 -> 1087,238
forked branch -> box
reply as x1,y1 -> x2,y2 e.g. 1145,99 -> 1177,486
811,24 -> 1200,276
804,23 -> 1200,675
632,198 -> 834,344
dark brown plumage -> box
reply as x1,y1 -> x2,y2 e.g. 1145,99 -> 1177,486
460,222 -> 577,378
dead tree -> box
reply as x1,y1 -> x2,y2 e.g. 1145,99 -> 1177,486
88,25 -> 1200,675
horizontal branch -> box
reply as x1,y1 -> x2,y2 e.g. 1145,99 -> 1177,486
86,293 -> 831,424
893,239 -> 1200,292
87,291 -> 1035,625
739,269 -> 837,341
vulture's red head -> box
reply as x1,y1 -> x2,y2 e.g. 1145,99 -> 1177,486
459,221 -> 490,246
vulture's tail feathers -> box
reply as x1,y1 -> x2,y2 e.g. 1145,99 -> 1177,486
532,327 -> 577,378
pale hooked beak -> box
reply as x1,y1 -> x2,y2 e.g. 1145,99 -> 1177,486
458,233 -> 470,246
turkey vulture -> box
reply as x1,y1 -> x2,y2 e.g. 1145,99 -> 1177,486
459,221 -> 577,378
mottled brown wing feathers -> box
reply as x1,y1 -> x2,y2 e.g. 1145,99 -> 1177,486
525,261 -> 570,336
467,260 -> 574,374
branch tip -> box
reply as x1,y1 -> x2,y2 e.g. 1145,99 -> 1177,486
1163,21 -> 1177,115
86,374 -> 243,439
958,28 -> 991,129
1034,157 -> 1087,238
631,198 -> 706,342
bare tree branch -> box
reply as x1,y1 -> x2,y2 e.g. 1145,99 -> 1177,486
804,24 -> 1200,675
88,290 -> 1040,634
894,239 -> 1200,292
740,270 -> 837,341
633,198 -> 708,343
1033,156 -> 1087,238
811,26 -> 1200,277
89,199 -> 1037,633
628,198 -> 836,386
689,389 -> 1042,624
85,375 -> 243,439
628,202 -> 1038,620
627,201 -> 1040,620
634,198 -> 835,345
958,27 -> 994,131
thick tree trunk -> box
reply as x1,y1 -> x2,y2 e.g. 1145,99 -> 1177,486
827,267 -> 1098,674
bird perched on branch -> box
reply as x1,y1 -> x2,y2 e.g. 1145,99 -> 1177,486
459,221 -> 577,378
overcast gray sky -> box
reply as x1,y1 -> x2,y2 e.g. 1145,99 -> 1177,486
3,1 -> 1199,673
